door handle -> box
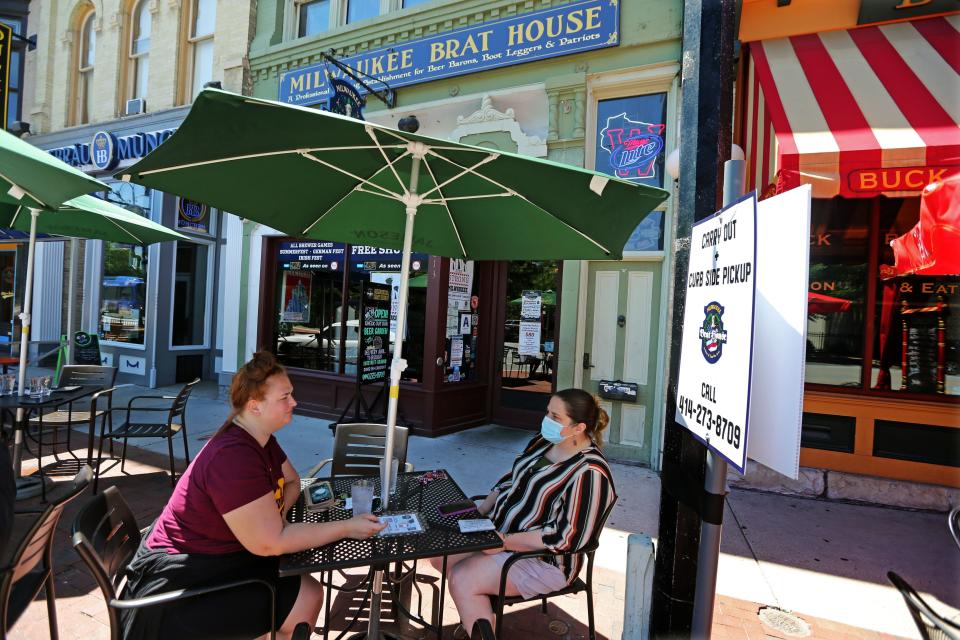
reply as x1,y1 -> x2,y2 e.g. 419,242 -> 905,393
582,352 -> 594,369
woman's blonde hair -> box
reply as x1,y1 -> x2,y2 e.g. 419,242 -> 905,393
553,388 -> 609,447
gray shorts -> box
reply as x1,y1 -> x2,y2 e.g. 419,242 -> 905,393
490,551 -> 570,600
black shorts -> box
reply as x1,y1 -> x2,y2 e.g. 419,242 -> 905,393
120,537 -> 301,640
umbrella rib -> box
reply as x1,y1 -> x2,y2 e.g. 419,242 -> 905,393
9,205 -> 24,227
0,172 -> 46,209
300,152 -> 404,200
420,156 -> 467,258
422,193 -> 513,203
424,151 -> 517,199
417,152 -> 500,201
104,216 -> 145,245
430,151 -> 612,255
128,146 -> 400,177
365,126 -> 407,194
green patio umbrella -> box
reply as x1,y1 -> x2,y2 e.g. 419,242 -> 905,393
0,195 -> 186,489
121,88 -> 668,637
120,86 -> 667,481
0,128 -> 105,209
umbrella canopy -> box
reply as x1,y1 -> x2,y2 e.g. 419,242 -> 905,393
807,292 -> 852,314
0,195 -> 188,245
120,88 -> 668,516
119,89 -> 668,260
0,128 -> 106,209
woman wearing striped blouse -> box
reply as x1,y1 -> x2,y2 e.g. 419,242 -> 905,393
430,388 -> 618,635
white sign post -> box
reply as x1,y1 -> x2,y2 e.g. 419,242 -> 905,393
675,193 -> 757,473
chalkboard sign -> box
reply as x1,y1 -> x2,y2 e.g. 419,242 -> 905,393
359,282 -> 391,384
903,314 -> 939,394
598,379 -> 639,402
73,332 -> 102,366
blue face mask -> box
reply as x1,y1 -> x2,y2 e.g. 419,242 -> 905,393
541,416 -> 568,444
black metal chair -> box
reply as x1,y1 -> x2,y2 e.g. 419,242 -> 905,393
93,378 -> 200,492
487,500 -> 617,640
472,619 -> 496,639
0,466 -> 92,639
71,485 -> 280,640
27,366 -> 118,475
948,506 -> 959,552
306,422 -> 413,478
888,571 -> 960,640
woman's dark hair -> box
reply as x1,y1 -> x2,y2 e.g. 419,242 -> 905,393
229,351 -> 287,416
553,388 -> 610,447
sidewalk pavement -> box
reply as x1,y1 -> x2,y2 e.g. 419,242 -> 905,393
7,380 -> 958,639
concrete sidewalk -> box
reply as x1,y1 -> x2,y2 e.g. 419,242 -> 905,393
8,380 -> 958,638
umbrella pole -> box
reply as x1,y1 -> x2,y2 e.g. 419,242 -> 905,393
12,209 -> 43,498
365,151 -> 423,640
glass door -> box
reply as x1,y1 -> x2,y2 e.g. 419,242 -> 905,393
492,260 -> 562,428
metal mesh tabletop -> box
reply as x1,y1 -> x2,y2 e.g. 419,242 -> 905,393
280,469 -> 501,577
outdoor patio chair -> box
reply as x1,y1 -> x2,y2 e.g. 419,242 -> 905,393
888,571 -> 960,640
480,498 -> 617,640
949,507 -> 960,552
92,378 -> 200,493
306,423 -> 413,478
27,365 -> 118,464
71,486 -> 281,640
472,619 -> 496,639
1,466 -> 92,640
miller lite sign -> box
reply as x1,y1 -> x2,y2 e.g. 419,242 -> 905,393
600,113 -> 665,184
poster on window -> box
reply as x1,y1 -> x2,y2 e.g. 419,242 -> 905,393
450,336 -> 464,367
520,290 -> 542,321
281,271 -> 312,323
359,281 -> 391,384
447,259 -> 474,337
518,321 -> 541,357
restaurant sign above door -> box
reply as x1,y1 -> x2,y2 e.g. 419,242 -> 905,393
278,0 -> 619,107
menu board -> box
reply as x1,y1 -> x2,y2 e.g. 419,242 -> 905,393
903,314 -> 939,394
73,331 -> 102,366
359,282 -> 391,384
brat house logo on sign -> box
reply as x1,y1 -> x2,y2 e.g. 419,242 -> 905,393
699,302 -> 728,363
600,114 -> 665,182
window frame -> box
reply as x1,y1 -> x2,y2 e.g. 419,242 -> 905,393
73,9 -> 96,126
178,0 -> 216,105
0,12 -> 27,129
168,237 -> 216,350
126,0 -> 152,104
285,0 -> 392,40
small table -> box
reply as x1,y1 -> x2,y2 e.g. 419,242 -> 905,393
282,469 -> 501,639
0,386 -> 100,500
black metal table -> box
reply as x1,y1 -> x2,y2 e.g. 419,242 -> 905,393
1,386 -> 100,499
282,469 -> 502,639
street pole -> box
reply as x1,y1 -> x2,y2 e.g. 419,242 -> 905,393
651,0 -> 736,636
690,159 -> 745,637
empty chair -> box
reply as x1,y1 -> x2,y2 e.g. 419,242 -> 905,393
306,423 -> 412,478
93,378 -> 200,492
888,571 -> 960,640
0,466 -> 92,640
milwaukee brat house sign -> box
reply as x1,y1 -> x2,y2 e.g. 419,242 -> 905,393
279,0 -> 619,107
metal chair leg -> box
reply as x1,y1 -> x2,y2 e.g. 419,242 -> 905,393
120,438 -> 128,472
586,553 -> 597,640
181,423 -> 190,465
44,571 -> 59,640
167,433 -> 177,487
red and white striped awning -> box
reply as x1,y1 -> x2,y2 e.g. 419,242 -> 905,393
744,15 -> 960,199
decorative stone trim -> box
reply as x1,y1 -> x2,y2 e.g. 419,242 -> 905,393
450,94 -> 546,157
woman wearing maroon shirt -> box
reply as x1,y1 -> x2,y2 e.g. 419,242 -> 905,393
121,352 -> 384,640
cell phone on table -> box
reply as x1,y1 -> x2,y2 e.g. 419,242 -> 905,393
437,500 -> 478,518
304,480 -> 336,510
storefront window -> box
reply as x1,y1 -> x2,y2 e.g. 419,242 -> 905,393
444,259 -> 479,383
872,199 -> 959,396
594,93 -> 668,251
346,0 -> 379,24
99,184 -> 152,345
171,242 -> 209,346
805,199 -> 870,387
297,0 -> 329,37
271,241 -> 429,382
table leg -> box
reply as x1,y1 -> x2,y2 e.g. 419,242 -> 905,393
436,555 -> 449,640
12,407 -> 49,501
347,568 -> 403,640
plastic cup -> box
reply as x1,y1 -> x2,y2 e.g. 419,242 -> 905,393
41,376 -> 52,396
0,375 -> 13,396
379,457 -> 399,496
351,479 -> 375,515
29,377 -> 42,398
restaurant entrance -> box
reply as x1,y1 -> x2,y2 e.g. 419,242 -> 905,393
491,260 -> 562,429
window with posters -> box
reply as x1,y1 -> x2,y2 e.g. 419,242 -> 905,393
271,240 -> 429,381
444,259 -> 480,383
